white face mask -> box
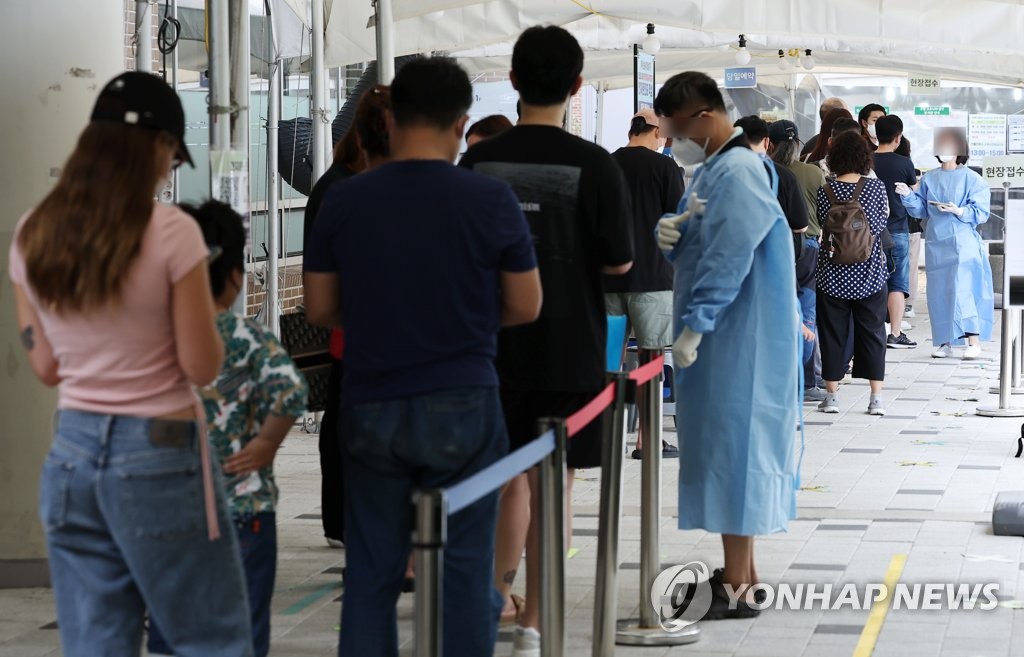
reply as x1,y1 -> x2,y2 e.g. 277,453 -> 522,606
937,154 -> 956,163
671,138 -> 711,165
867,123 -> 877,139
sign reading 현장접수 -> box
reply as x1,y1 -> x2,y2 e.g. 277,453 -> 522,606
908,73 -> 941,95
982,155 -> 1024,187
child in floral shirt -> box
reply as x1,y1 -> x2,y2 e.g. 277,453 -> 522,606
148,201 -> 308,657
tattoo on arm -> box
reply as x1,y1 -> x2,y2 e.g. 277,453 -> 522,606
502,569 -> 517,585
20,326 -> 35,351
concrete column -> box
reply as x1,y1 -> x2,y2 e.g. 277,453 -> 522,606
0,0 -> 123,587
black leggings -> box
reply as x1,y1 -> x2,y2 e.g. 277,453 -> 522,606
817,287 -> 887,383
319,359 -> 345,542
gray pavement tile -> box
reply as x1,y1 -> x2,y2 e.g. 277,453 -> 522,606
788,563 -> 847,572
813,623 -> 862,634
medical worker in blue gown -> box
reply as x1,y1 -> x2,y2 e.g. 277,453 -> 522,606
896,127 -> 993,360
653,72 -> 800,620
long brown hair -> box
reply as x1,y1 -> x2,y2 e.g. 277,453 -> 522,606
18,122 -> 170,313
332,125 -> 365,174
806,107 -> 854,164
354,85 -> 391,162
330,85 -> 392,175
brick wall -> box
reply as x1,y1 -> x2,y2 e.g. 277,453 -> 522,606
245,264 -> 306,319
124,0 -> 161,72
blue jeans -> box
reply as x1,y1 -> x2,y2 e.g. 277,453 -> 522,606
148,512 -> 277,657
339,387 -> 507,657
798,286 -> 817,366
886,231 -> 911,296
798,239 -> 821,384
42,410 -> 252,657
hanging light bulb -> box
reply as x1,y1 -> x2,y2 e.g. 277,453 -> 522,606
800,49 -> 815,71
642,23 -> 661,55
735,34 -> 751,65
777,49 -> 790,71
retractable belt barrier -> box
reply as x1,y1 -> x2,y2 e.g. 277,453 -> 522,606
410,355 -> 673,657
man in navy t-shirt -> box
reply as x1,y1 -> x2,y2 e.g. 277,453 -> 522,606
303,57 -> 542,657
873,114 -> 919,350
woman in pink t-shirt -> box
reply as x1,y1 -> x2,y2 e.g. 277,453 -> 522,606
9,72 -> 253,657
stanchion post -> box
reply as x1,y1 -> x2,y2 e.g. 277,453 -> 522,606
989,308 -> 1024,395
538,418 -> 567,657
978,309 -> 1024,417
638,349 -> 662,627
412,489 -> 446,657
616,350 -> 700,646
1011,309 -> 1019,388
592,371 -> 630,657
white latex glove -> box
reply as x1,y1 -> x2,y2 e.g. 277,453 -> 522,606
937,203 -> 965,217
657,193 -> 707,253
894,182 -> 911,197
657,212 -> 690,252
672,327 -> 703,368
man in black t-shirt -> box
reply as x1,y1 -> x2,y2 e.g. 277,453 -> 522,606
460,25 -> 633,654
606,108 -> 684,460
873,115 -> 919,349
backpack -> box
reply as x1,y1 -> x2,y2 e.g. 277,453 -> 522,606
822,177 -> 873,265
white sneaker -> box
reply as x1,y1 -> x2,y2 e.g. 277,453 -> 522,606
932,344 -> 953,359
963,344 -> 982,360
511,627 -> 541,657
901,320 -> 912,331
326,538 -> 344,549
868,398 -> 887,416
905,306 -> 916,318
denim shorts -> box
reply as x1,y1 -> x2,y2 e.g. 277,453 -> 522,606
886,231 -> 911,296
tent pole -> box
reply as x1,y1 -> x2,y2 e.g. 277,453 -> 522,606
375,0 -> 395,83
595,83 -> 605,146
311,0 -> 328,179
789,73 -> 797,124
267,59 -> 282,337
209,0 -> 231,189
135,1 -> 153,72
170,0 -> 180,202
228,0 -> 251,317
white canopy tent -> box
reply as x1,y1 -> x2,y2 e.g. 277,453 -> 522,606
323,0 -> 1024,88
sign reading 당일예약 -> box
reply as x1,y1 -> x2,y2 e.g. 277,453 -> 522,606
724,66 -> 757,89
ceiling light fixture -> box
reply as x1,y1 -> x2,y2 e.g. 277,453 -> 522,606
800,48 -> 815,70
642,23 -> 661,55
735,34 -> 751,65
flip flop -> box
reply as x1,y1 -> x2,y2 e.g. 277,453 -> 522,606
499,594 -> 525,626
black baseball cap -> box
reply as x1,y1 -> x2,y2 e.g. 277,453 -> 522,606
767,119 -> 800,144
90,71 -> 193,167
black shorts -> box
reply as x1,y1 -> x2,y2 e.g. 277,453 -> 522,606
500,389 -> 604,470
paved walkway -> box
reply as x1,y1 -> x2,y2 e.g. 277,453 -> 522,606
3,304 -> 1024,657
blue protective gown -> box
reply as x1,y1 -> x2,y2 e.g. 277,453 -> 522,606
901,167 -> 994,346
667,142 -> 800,537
